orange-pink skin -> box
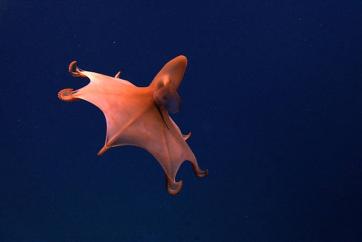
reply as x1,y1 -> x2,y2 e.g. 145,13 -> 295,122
58,55 -> 207,195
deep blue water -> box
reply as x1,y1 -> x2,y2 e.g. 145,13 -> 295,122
1,1 -> 362,241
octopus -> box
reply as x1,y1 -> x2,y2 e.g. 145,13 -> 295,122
58,55 -> 207,195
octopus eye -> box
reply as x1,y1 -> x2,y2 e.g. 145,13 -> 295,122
157,81 -> 164,88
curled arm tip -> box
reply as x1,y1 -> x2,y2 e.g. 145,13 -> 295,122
68,60 -> 86,77
58,88 -> 78,102
165,176 -> 183,195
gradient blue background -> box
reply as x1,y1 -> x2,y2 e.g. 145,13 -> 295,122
1,1 -> 362,241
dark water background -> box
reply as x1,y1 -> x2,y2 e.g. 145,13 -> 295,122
1,1 -> 362,241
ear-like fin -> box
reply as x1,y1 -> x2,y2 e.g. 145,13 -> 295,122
151,55 -> 187,113
149,55 -> 187,91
